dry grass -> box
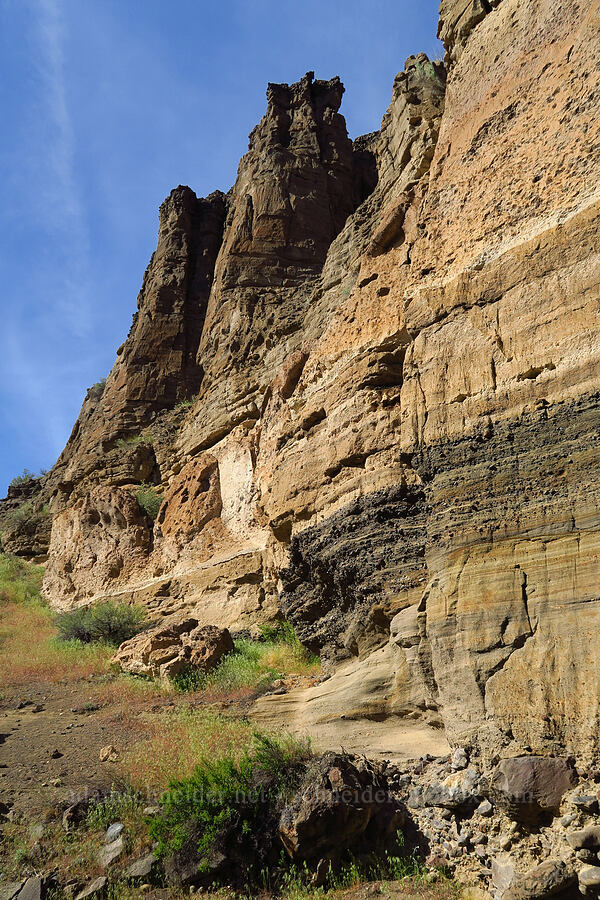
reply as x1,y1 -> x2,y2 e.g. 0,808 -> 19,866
260,641 -> 321,676
0,555 -> 113,686
120,707 -> 256,794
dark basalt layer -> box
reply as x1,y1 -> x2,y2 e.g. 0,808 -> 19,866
281,484 -> 427,657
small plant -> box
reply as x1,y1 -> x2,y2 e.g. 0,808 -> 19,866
174,394 -> 198,411
55,601 -> 145,647
88,378 -> 107,400
136,483 -> 162,520
116,431 -> 154,449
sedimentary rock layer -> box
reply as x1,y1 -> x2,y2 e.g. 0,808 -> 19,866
4,0 -> 600,765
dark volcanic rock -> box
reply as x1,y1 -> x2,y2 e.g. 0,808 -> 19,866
489,756 -> 578,824
279,752 -> 405,863
281,484 -> 427,656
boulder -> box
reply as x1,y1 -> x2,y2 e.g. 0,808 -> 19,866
124,854 -> 157,881
104,822 -> 124,843
17,879 -> 46,900
98,836 -> 125,869
492,855 -> 517,894
566,826 -> 600,851
74,877 -> 107,900
503,860 -> 577,900
0,884 -> 24,900
279,752 -> 404,863
112,618 -> 233,680
489,757 -> 577,823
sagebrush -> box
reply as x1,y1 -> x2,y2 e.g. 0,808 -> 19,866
55,601 -> 145,646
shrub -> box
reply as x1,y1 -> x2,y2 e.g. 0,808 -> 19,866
149,732 -> 312,884
136,483 -> 162,520
8,469 -> 36,488
55,601 -> 145,647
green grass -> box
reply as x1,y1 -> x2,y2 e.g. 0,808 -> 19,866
116,431 -> 154,449
0,553 -> 44,602
136,482 -> 162,519
0,553 -> 113,684
172,624 -> 320,694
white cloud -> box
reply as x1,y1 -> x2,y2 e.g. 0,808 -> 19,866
29,0 -> 92,336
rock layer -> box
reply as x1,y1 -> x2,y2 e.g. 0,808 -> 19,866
5,0 -> 600,766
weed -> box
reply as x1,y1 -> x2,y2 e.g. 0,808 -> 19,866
116,431 -> 154,449
120,708 -> 256,793
86,788 -> 146,831
174,394 -> 198,411
136,482 -> 162,519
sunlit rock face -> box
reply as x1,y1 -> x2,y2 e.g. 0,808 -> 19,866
14,0 -> 600,763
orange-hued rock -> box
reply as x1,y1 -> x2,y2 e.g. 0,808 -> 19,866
13,0 -> 600,764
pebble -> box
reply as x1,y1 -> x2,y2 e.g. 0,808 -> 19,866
451,748 -> 469,771
477,799 -> 493,817
560,814 -> 577,827
572,794 -> 599,814
580,867 -> 600,889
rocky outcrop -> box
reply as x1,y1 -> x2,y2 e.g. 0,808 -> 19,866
112,618 -> 233,679
49,186 -> 227,503
9,0 -> 600,775
0,476 -> 51,560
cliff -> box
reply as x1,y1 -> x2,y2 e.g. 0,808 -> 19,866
3,0 -> 600,766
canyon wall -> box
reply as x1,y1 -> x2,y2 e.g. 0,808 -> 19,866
3,0 -> 600,764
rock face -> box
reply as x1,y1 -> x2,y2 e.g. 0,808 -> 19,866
5,0 -> 600,768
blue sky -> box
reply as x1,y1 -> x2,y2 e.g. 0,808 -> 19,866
0,0 -> 441,496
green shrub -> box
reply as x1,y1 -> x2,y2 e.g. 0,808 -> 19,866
136,483 -> 162,520
55,601 -> 145,647
149,732 -> 311,882
8,469 -> 36,488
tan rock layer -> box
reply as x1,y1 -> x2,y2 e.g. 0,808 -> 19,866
10,0 -> 600,767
